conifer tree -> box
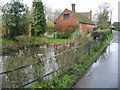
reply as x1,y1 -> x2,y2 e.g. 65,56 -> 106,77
32,0 -> 46,36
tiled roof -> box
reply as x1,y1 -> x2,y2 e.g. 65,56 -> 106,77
69,10 -> 94,24
79,12 -> 90,18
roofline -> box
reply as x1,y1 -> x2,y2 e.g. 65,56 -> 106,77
78,12 -> 90,13
54,9 -> 95,25
79,22 -> 95,25
54,8 -> 68,22
67,9 -> 80,23
69,10 -> 94,25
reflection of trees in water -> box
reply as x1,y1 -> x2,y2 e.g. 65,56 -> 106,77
42,45 -> 80,81
1,44 -> 84,87
43,46 -> 59,80
3,56 -> 36,70
0,56 -> 3,89
1,46 -> 46,88
55,47 -> 78,70
2,55 -> 43,88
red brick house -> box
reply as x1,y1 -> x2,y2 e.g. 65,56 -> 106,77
54,4 -> 95,34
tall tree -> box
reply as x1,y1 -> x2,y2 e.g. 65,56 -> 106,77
95,3 -> 112,29
32,0 -> 46,36
0,2 -> 3,29
2,0 -> 28,39
53,9 -> 62,21
22,10 -> 33,36
44,4 -> 62,22
44,5 -> 53,22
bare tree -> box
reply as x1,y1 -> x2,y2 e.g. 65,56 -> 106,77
44,4 -> 62,22
118,1 -> 120,22
53,9 -> 62,21
44,4 -> 53,22
95,3 -> 112,29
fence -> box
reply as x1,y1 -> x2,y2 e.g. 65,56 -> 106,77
0,38 -> 102,88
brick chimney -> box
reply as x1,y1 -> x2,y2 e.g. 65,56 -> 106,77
71,4 -> 76,12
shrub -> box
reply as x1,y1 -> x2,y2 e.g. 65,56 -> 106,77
71,29 -> 92,44
34,37 -> 44,44
46,22 -> 54,34
57,30 -> 74,39
15,35 -> 45,45
91,30 -> 112,40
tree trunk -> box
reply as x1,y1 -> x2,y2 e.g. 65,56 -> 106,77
28,24 -> 31,37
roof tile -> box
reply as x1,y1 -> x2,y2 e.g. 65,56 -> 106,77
69,10 -> 94,24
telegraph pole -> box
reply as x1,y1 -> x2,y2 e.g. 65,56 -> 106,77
110,11 -> 112,25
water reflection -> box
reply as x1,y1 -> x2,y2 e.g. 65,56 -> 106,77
1,44 -> 77,88
1,44 -> 88,88
1,55 -> 39,88
43,46 -> 59,80
0,57 -> 2,89
91,43 -> 117,69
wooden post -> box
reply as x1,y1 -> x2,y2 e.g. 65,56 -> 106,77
28,24 -> 31,37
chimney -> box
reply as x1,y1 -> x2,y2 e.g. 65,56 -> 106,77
71,4 -> 76,12
90,10 -> 92,20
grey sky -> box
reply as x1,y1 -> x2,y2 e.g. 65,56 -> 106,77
2,0 -> 119,23
118,1 -> 120,22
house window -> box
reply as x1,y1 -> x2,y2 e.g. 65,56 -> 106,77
63,14 -> 69,19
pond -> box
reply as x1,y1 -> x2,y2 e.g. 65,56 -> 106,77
0,43 -> 88,88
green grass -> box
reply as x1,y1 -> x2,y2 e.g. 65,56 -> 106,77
2,37 -> 70,45
2,36 -> 71,54
1,38 -> 16,45
43,37 -> 71,44
0,38 -> 2,42
35,33 -> 113,88
114,29 -> 120,31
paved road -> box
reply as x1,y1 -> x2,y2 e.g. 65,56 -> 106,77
74,30 -> 119,88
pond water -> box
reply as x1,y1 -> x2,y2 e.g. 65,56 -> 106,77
0,44 -> 88,88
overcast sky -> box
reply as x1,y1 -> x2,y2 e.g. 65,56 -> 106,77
1,0 -> 119,23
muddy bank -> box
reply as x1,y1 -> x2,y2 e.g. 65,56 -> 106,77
2,42 -> 76,55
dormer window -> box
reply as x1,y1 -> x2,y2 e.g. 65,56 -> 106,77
63,14 -> 69,19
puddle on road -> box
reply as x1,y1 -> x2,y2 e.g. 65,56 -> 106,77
109,43 -> 118,52
84,42 -> 118,79
90,42 -> 118,71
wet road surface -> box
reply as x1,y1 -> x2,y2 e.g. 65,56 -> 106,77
74,30 -> 119,88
